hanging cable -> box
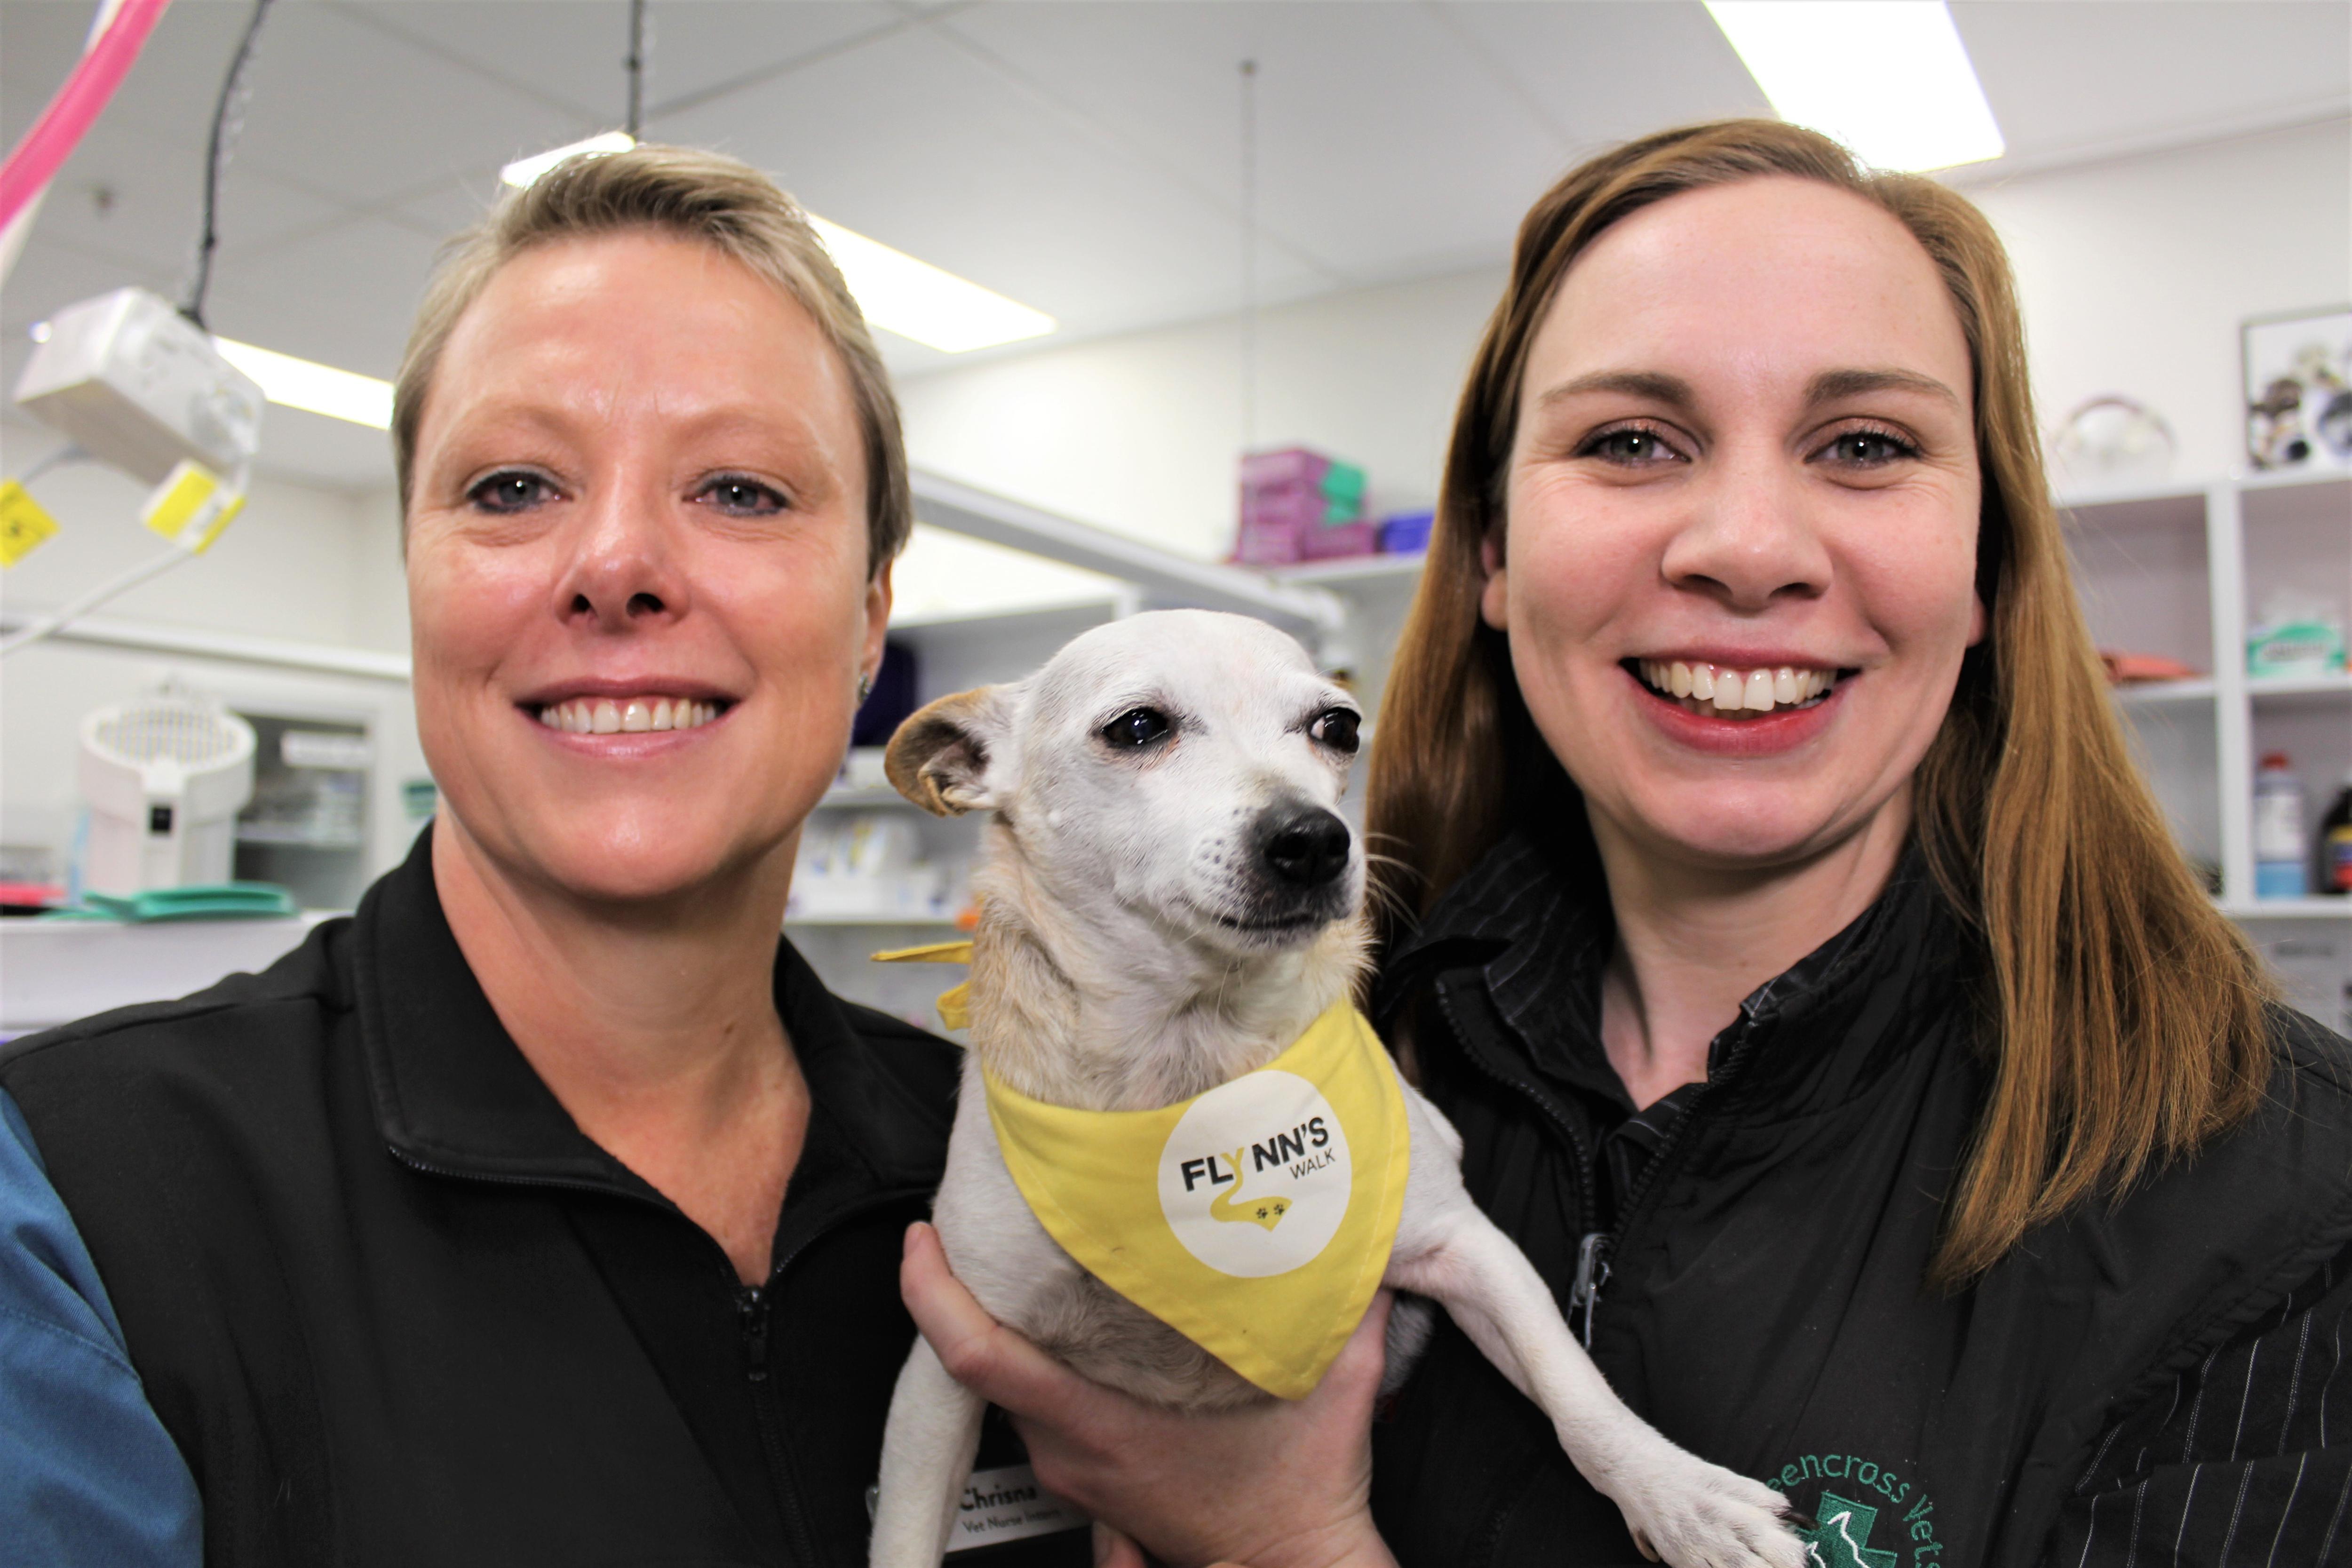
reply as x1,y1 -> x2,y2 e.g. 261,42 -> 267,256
181,0 -> 276,329
1239,58 -> 1259,456
0,546 -> 193,659
13,444 -> 87,487
625,0 -> 647,138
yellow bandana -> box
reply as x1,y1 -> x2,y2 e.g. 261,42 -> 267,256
982,1000 -> 1409,1398
871,947 -> 1411,1398
978,1006 -> 1402,1401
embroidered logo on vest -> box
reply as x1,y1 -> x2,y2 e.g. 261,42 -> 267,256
1769,1452 -> 1943,1567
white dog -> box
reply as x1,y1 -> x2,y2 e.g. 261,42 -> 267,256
869,610 -> 1802,1568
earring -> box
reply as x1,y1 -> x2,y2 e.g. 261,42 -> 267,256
857,671 -> 874,703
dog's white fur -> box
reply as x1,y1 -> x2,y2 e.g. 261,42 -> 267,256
869,611 -> 1802,1568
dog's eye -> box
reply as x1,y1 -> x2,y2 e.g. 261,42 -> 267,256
1311,708 -> 1361,754
1102,707 -> 1172,749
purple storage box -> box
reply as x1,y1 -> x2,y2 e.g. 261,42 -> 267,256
1240,448 -> 1329,494
1380,511 -> 1435,555
1299,520 -> 1378,561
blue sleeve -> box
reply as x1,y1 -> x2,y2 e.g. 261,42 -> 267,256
0,1087 -> 202,1568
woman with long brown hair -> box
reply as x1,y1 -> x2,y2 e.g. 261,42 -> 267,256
1352,119 -> 2352,1565
900,119 -> 2352,1568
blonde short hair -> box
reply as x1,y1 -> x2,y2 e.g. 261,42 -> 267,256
391,143 -> 911,573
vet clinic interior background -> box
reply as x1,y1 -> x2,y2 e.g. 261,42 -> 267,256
0,0 -> 2346,1035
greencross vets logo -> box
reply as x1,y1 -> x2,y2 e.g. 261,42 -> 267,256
1802,1493 -> 1896,1568
1770,1453 -> 1944,1568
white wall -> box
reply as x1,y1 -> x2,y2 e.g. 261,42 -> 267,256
898,266 -> 1507,564
1,426 -> 403,650
1964,117 -> 2351,486
897,119 -> 2351,563
0,427 -> 423,891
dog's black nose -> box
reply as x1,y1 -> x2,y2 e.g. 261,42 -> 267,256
1260,806 -> 1351,888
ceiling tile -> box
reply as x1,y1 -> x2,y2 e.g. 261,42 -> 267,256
16,113 -> 353,300
636,1 -> 930,115
5,0 -> 260,151
1,0 -> 94,149
0,231 -> 179,343
332,0 -> 905,129
1954,2 -> 2350,163
217,4 -> 595,207
932,1 -> 1555,281
1432,2 -> 1773,152
653,23 -> 1322,335
199,215 -> 443,378
390,176 -> 504,238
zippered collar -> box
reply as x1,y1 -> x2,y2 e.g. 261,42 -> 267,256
1378,831 -> 1967,1118
348,825 -> 954,1196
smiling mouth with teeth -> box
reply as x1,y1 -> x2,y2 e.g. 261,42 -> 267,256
1629,659 -> 1843,718
533,697 -> 728,735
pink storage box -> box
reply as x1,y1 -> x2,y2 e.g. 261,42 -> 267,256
1240,448 -> 1329,494
1241,482 -> 1329,530
1299,520 -> 1378,560
1234,517 -> 1307,565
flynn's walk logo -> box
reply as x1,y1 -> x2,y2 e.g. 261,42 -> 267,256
1769,1452 -> 1942,1568
1204,1145 -> 1295,1230
1160,1070 -> 1351,1275
977,998 -> 1408,1399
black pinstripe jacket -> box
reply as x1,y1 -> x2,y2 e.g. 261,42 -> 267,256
1364,834 -> 2352,1568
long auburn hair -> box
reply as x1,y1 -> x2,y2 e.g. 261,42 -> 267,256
1366,120 -> 2274,1286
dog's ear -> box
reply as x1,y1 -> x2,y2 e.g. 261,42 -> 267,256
885,686 -> 1010,816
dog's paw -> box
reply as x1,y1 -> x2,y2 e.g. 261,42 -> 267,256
1605,1441 -> 1807,1568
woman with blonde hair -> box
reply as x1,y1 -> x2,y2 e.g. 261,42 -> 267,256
903,120 -> 2352,1568
0,146 -> 1089,1566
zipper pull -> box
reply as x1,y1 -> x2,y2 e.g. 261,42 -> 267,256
1569,1232 -> 1610,1348
737,1285 -> 771,1383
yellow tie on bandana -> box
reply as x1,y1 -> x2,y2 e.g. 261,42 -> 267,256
871,939 -> 976,1030
984,999 -> 1410,1401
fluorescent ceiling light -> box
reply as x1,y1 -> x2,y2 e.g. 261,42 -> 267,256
806,215 -> 1055,354
500,131 -> 636,190
215,338 -> 394,430
501,134 -> 1057,354
1706,2 -> 2005,172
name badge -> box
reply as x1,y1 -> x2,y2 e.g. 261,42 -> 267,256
948,1464 -> 1085,1551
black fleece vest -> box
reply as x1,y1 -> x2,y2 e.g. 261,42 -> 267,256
1,833 -> 1086,1568
1367,838 -> 2352,1568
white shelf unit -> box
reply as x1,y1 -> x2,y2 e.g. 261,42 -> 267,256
2066,473 -> 2349,1028
2053,473 -> 2348,910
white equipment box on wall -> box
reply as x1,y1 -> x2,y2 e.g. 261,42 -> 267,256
13,287 -> 264,484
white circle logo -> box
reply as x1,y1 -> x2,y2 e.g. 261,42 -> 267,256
1156,1069 -> 1351,1278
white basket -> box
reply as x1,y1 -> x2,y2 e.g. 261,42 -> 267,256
78,695 -> 256,894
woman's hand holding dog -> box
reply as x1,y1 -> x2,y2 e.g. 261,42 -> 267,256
901,1222 -> 1400,1568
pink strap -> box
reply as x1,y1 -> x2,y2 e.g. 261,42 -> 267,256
0,0 -> 176,233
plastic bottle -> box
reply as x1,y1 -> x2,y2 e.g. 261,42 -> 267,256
2320,769 -> 2352,897
2254,753 -> 2308,899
